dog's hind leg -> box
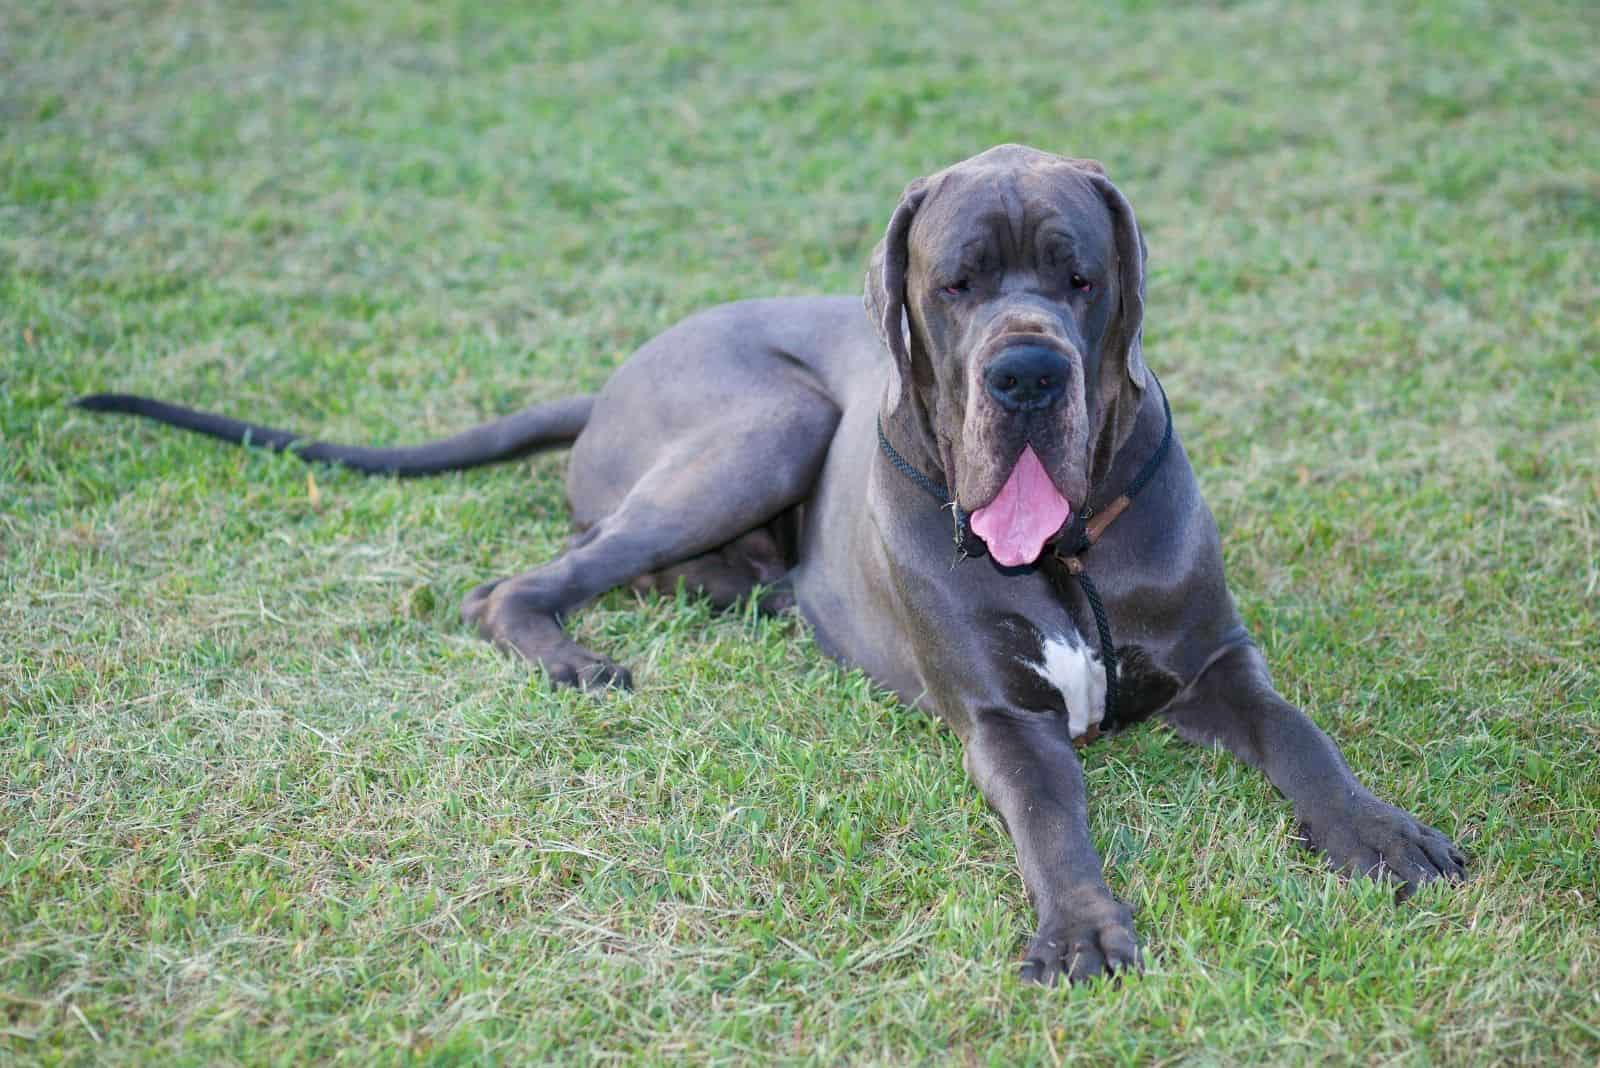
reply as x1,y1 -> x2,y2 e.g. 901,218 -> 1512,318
461,400 -> 834,688
630,525 -> 797,614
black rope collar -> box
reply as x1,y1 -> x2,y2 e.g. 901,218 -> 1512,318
874,422 -> 986,558
876,377 -> 1173,733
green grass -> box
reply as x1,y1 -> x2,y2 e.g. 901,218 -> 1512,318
3,0 -> 1597,1062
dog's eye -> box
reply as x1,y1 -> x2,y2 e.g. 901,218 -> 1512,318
1070,274 -> 1093,293
941,279 -> 971,297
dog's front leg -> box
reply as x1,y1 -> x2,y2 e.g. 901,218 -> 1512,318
1165,642 -> 1466,894
964,708 -> 1139,985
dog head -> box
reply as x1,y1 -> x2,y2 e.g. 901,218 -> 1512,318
865,144 -> 1149,566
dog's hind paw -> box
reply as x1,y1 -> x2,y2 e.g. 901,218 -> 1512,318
460,577 -> 633,692
548,653 -> 633,692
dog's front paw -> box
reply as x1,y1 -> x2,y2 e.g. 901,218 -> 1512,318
1020,896 -> 1140,986
1298,793 -> 1466,898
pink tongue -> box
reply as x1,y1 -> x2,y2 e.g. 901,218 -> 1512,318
968,446 -> 1070,567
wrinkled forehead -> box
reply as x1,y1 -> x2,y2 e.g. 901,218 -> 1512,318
907,163 -> 1113,274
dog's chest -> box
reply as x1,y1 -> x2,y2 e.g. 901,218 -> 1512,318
1008,626 -> 1106,739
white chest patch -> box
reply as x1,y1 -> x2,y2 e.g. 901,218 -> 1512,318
1023,633 -> 1107,739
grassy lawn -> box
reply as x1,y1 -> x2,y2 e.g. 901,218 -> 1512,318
3,0 -> 1597,1062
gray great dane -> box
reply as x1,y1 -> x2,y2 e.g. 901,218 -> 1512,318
79,144 -> 1465,984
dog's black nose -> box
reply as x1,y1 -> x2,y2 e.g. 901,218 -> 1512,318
984,346 -> 1070,412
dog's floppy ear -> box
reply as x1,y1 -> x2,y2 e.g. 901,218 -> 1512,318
864,177 -> 929,412
1088,172 -> 1151,455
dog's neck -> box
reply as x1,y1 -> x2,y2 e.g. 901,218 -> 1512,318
1085,381 -> 1163,513
878,381 -> 949,489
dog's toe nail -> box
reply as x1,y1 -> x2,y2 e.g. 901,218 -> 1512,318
1019,958 -> 1058,987
578,660 -> 633,691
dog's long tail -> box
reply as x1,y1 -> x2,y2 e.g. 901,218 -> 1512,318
73,392 -> 595,477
